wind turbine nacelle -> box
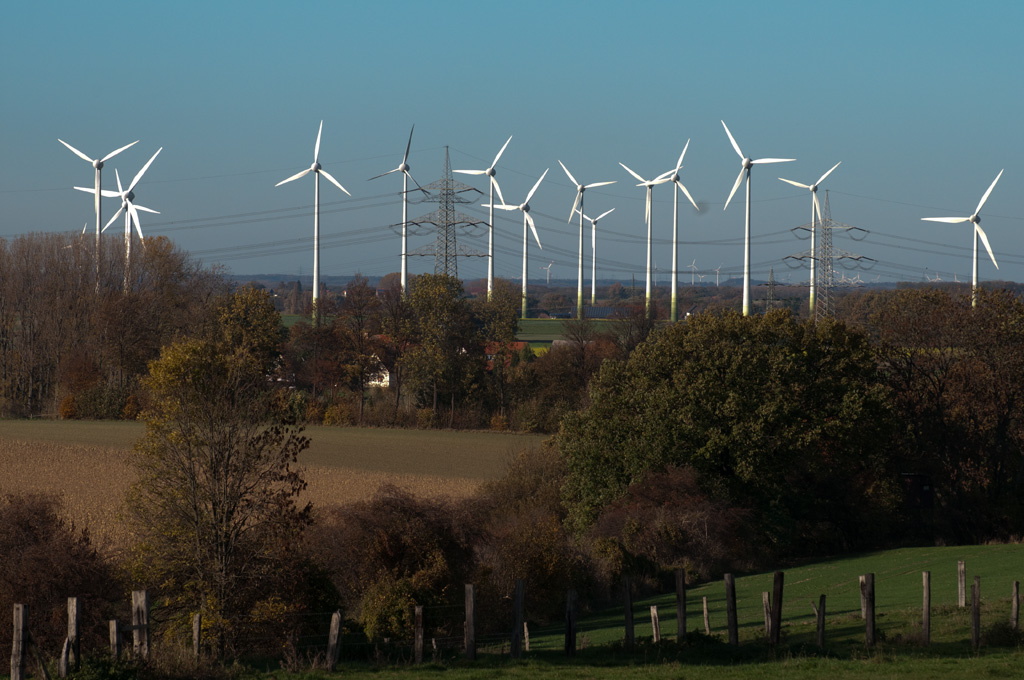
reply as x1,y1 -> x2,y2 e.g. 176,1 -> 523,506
312,162 -> 321,172
521,203 -> 530,212
94,159 -> 104,169
486,167 -> 496,177
399,163 -> 410,172
742,158 -> 753,169
971,214 -> 981,224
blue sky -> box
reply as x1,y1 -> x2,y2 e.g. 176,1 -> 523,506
2,1 -> 1022,286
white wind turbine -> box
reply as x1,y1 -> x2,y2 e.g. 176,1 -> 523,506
664,139 -> 700,322
922,169 -> 1004,308
276,121 -> 351,321
559,161 -> 615,318
779,161 -> 841,316
369,125 -> 428,295
484,169 -> 548,319
77,147 -> 162,290
60,138 -> 138,280
688,259 -> 698,285
577,207 -> 615,305
540,261 -> 554,285
619,162 -> 671,317
721,120 -> 795,316
455,136 -> 512,301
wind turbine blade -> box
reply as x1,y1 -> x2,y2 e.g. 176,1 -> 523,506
59,139 -> 93,163
368,167 -> 400,181
403,124 -> 414,164
569,191 -> 581,223
645,190 -> 651,224
129,204 -> 145,241
921,216 -> 970,223
724,168 -> 744,210
128,147 -> 162,193
677,182 -> 699,211
813,192 -> 822,224
675,138 -> 691,170
100,140 -> 139,163
558,160 -> 578,186
619,162 -> 646,183
82,223 -> 88,235
74,186 -> 97,195
525,168 -> 548,204
453,169 -> 487,175
975,169 -> 1004,215
591,220 -> 596,251
406,171 -> 429,195
314,120 -> 323,163
134,205 -> 159,214
527,213 -> 542,249
102,206 -> 124,232
491,176 -> 506,206
752,158 -> 796,164
320,169 -> 351,196
595,208 -> 615,222
779,178 -> 810,189
976,224 -> 999,269
492,135 -> 512,167
115,169 -> 124,194
482,204 -> 518,211
276,168 -> 311,186
721,120 -> 743,159
816,161 -> 842,186
584,180 -> 615,189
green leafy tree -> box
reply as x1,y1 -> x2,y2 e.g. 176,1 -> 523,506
559,309 -> 900,558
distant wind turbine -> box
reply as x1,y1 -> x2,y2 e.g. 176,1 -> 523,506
559,161 -> 615,318
619,162 -> 670,317
540,261 -> 554,286
688,259 -> 698,286
369,125 -> 428,295
455,136 -> 512,301
60,138 -> 138,282
577,208 -> 615,306
922,169 -> 1004,308
714,264 -> 723,287
721,120 -> 795,316
276,121 -> 351,322
484,169 -> 548,319
664,139 -> 700,322
779,161 -> 841,315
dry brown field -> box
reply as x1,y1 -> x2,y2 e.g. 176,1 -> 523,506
0,421 -> 548,547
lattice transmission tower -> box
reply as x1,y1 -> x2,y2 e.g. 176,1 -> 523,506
409,147 -> 485,277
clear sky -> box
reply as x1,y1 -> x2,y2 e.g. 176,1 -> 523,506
2,0 -> 1022,286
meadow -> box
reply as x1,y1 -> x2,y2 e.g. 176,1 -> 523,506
0,420 -> 548,546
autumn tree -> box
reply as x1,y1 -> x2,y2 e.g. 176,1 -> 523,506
128,290 -> 315,651
335,274 -> 383,424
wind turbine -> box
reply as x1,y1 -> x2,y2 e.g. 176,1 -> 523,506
664,140 -> 700,321
779,161 -> 841,315
688,259 -> 698,286
922,169 -> 1004,308
559,161 -> 615,318
620,162 -> 671,317
721,120 -> 795,316
714,264 -> 723,287
455,136 -> 512,301
369,125 -> 428,295
577,208 -> 615,305
60,138 -> 138,281
276,121 -> 351,322
77,148 -> 162,291
484,169 -> 548,319
540,261 -> 554,286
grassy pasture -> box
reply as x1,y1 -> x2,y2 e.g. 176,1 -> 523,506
0,420 -> 547,546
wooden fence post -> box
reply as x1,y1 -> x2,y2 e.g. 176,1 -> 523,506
971,576 -> 981,651
193,613 -> 202,662
650,605 -> 661,642
922,571 -> 931,645
109,620 -> 120,659
958,560 -> 966,608
762,592 -> 772,640
770,571 -> 784,646
1011,580 -> 1020,631
326,610 -> 341,672
510,579 -> 524,659
623,576 -> 634,650
414,606 -> 424,664
815,595 -> 826,648
564,589 -> 577,656
67,597 -> 80,673
702,596 -> 710,635
863,573 -> 875,647
724,574 -> 738,646
675,569 -> 686,640
131,590 -> 150,659
12,604 -> 27,680
523,621 -> 530,652
464,584 -> 476,661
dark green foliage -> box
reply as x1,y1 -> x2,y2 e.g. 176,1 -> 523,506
559,310 -> 901,560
